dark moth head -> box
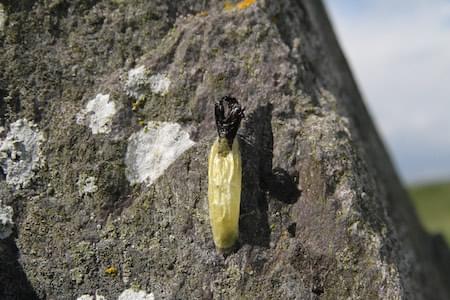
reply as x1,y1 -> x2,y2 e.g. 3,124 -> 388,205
214,96 -> 245,146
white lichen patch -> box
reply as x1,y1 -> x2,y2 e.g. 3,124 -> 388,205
77,175 -> 98,196
76,93 -> 117,134
0,4 -> 6,33
125,122 -> 195,185
118,289 -> 154,300
95,293 -> 106,300
149,73 -> 171,95
0,119 -> 44,188
125,65 -> 147,98
76,295 -> 94,300
0,201 -> 13,239
76,291 -> 106,300
124,65 -> 171,98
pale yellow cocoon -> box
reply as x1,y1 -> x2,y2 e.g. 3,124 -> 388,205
208,137 -> 242,250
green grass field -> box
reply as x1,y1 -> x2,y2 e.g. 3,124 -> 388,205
409,182 -> 450,245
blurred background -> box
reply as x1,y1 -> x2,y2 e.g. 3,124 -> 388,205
324,0 -> 450,244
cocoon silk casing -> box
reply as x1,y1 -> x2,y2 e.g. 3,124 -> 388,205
208,96 -> 244,251
208,137 -> 242,250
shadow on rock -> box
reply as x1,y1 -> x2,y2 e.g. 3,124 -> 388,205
238,104 -> 273,248
0,238 -> 39,300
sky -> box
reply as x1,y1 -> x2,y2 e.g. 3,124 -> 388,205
324,0 -> 450,184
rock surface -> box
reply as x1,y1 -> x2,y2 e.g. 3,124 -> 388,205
0,0 -> 449,299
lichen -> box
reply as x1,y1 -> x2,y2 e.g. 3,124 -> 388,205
0,201 -> 13,239
0,3 -> 6,34
151,74 -> 171,96
196,11 -> 208,17
105,266 -> 118,277
70,267 -> 85,285
0,119 -> 44,188
76,93 -> 117,135
77,175 -> 98,196
76,294 -> 107,300
224,0 -> 256,11
118,288 -> 154,300
125,66 -> 147,99
95,293 -> 106,300
125,122 -> 195,185
224,2 -> 234,11
237,0 -> 257,10
124,65 -> 171,99
76,295 -> 94,300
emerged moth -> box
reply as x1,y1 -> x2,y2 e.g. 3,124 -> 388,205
208,96 -> 244,251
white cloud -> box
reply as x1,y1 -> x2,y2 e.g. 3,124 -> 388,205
325,0 -> 450,183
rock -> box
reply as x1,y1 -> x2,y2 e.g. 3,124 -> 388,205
0,119 -> 44,188
0,4 -> 6,35
118,288 -> 155,300
125,121 -> 195,186
76,93 -> 117,135
0,201 -> 13,240
0,0 -> 449,299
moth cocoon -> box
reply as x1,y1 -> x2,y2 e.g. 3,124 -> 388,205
208,137 -> 242,250
208,96 -> 244,251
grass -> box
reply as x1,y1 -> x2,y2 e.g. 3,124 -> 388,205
409,181 -> 450,245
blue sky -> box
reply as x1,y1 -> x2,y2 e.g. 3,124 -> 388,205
324,0 -> 450,184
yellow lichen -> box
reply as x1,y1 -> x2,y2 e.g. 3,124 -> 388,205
237,0 -> 256,10
105,266 -> 118,276
138,119 -> 146,127
224,0 -> 256,11
131,95 -> 147,112
224,2 -> 235,11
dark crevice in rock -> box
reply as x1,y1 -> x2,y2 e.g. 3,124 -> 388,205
166,0 -> 179,25
11,92 -> 21,115
267,168 -> 301,204
32,97 -> 42,123
287,222 -> 297,238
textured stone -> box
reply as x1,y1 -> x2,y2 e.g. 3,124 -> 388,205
0,0 -> 449,299
0,4 -> 6,34
0,201 -> 13,239
0,119 -> 44,188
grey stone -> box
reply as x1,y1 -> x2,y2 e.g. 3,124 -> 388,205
0,0 -> 449,299
0,201 -> 13,239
